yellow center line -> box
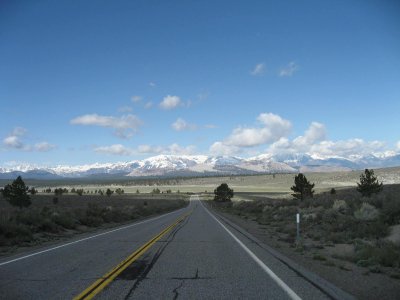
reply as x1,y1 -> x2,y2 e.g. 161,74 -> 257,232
73,210 -> 192,300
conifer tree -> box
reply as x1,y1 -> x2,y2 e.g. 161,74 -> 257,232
357,169 -> 383,197
291,173 -> 315,201
2,176 -> 31,208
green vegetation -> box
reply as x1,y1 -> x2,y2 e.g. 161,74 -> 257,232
0,184 -> 188,251
291,173 -> 315,201
357,169 -> 383,197
1,176 -> 31,209
214,183 -> 234,202
210,179 -> 400,275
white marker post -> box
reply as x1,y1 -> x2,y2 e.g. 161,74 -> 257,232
296,213 -> 300,243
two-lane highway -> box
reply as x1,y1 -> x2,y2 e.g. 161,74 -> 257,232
0,196 -> 350,299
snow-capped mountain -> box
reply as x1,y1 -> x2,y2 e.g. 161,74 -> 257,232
1,153 -> 400,179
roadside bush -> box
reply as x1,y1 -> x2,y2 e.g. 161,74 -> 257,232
53,212 -> 76,229
354,240 -> 400,268
0,222 -> 33,245
381,194 -> 400,225
332,200 -> 349,214
354,203 -> 379,221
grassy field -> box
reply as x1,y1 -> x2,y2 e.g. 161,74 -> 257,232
3,166 -> 396,197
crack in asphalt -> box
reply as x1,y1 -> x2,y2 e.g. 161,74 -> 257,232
172,279 -> 185,300
170,268 -> 214,280
122,214 -> 191,300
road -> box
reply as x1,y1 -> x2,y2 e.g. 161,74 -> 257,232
0,195 -> 348,299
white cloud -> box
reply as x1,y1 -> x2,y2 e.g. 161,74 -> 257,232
11,127 -> 27,136
94,144 -> 134,156
149,82 -> 156,87
159,95 -> 182,110
70,113 -> 143,139
265,122 -> 389,160
279,62 -> 299,77
138,143 -> 196,155
205,124 -> 217,129
131,95 -> 142,103
3,135 -> 23,149
144,101 -> 153,109
33,142 -> 56,152
292,122 -> 326,150
250,63 -> 265,76
2,127 -> 56,152
171,118 -> 196,131
224,113 -> 291,147
94,143 -> 196,156
209,142 -> 241,156
118,106 -> 133,113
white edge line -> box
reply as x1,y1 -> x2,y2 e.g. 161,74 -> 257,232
198,196 -> 302,300
0,203 -> 190,267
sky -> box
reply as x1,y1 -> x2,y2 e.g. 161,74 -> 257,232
1,0 -> 400,166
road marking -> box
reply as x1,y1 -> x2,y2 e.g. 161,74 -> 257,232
198,196 -> 302,300
74,211 -> 192,300
0,206 -> 188,267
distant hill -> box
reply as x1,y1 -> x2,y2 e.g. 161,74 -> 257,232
0,153 -> 399,179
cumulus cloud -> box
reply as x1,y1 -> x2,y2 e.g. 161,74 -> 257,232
209,113 -> 291,155
70,113 -> 143,139
250,63 -> 265,76
11,127 -> 27,136
159,95 -> 182,110
137,143 -> 196,155
118,106 -> 133,113
2,127 -> 56,152
209,142 -> 241,156
33,142 -> 56,152
94,144 -> 134,156
171,118 -> 196,131
131,95 -> 142,103
205,124 -> 217,129
144,101 -> 153,109
266,122 -> 388,160
292,122 -> 326,151
3,135 -> 24,149
279,62 -> 299,77
94,143 -> 196,156
224,113 -> 291,147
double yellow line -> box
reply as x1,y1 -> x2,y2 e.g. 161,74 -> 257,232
74,211 -> 191,300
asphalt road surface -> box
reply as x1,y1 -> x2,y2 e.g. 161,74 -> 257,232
0,195 -> 346,299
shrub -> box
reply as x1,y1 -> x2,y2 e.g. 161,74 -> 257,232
354,203 -> 379,221
354,241 -> 400,268
381,194 -> 400,225
332,200 -> 349,214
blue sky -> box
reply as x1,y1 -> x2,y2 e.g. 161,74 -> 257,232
1,0 -> 399,166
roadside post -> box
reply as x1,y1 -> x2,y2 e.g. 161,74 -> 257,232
296,213 -> 300,243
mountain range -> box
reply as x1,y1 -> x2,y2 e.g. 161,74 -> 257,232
1,152 -> 400,180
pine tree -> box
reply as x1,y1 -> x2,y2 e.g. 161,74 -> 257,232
291,173 -> 315,201
357,169 -> 383,197
2,176 -> 31,208
214,183 -> 234,202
